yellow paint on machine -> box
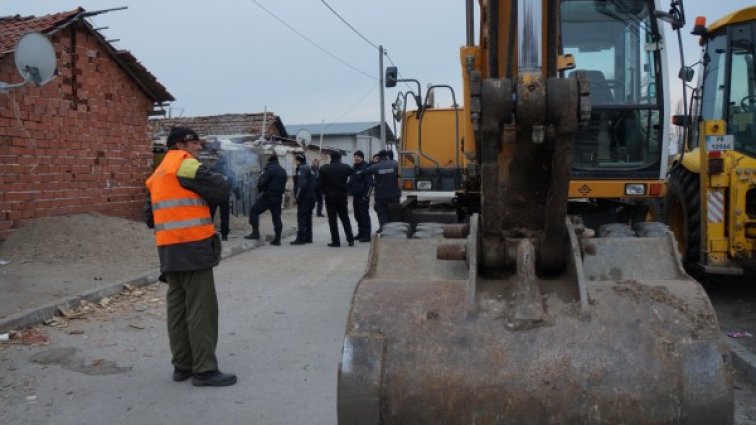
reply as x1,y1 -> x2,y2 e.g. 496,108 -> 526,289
568,180 -> 666,199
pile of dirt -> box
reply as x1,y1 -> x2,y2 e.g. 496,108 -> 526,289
0,214 -> 159,318
0,214 -> 157,273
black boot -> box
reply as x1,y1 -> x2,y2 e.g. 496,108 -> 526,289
192,370 -> 237,387
291,233 -> 306,245
244,227 -> 260,240
270,232 -> 281,246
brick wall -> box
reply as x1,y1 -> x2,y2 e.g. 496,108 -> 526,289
0,25 -> 156,239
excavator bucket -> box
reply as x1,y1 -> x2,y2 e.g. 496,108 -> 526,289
338,216 -> 733,424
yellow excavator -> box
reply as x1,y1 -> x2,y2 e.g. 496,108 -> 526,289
338,1 -> 733,423
665,6 -> 756,276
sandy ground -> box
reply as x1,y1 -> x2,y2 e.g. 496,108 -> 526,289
0,208 -> 299,320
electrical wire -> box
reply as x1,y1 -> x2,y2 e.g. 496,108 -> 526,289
318,0 -> 379,51
248,0 -> 376,80
2,91 -> 38,173
324,83 -> 379,129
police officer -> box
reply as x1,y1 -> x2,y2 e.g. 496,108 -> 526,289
311,158 -> 325,217
363,149 -> 400,230
348,150 -> 372,242
145,126 -> 236,387
291,154 -> 316,245
245,153 -> 287,245
318,151 -> 355,247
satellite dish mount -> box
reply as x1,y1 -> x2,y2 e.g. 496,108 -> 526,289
0,32 -> 57,92
296,129 -> 312,148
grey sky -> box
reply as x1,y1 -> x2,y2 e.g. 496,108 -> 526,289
1,1 -> 752,128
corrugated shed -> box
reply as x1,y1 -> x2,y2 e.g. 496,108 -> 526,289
0,8 -> 173,103
287,121 -> 395,142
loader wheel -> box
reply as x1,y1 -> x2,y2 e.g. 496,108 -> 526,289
664,165 -> 700,265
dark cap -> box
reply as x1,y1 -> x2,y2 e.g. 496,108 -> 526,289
377,150 -> 388,159
268,153 -> 279,162
330,151 -> 342,161
295,154 -> 306,163
354,150 -> 364,159
166,126 -> 199,147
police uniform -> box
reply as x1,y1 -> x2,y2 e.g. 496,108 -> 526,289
247,155 -> 287,244
364,155 -> 401,229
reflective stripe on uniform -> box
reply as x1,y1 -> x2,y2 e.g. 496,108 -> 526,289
152,198 -> 208,211
154,217 -> 213,231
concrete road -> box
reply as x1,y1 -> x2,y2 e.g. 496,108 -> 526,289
1,216 -> 755,424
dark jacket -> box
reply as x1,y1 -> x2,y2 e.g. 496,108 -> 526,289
258,157 -> 287,197
348,161 -> 372,198
364,159 -> 400,199
145,151 -> 228,273
318,162 -> 353,197
294,163 -> 316,200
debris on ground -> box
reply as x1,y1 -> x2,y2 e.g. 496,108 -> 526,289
0,259 -> 10,266
728,331 -> 753,338
40,283 -> 165,330
8,328 -> 49,345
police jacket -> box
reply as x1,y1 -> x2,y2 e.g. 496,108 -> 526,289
348,161 -> 372,198
364,159 -> 400,199
295,163 -> 316,200
258,157 -> 287,197
145,149 -> 228,273
318,162 -> 353,197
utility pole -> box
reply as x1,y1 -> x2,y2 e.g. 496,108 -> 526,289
379,45 -> 386,150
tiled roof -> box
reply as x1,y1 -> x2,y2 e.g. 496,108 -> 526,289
0,8 -> 173,102
155,113 -> 289,139
0,9 -> 81,54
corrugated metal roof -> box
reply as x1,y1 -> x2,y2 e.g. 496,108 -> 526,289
154,113 -> 288,139
0,8 -> 173,103
287,121 -> 395,141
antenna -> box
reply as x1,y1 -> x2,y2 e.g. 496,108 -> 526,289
0,32 -> 57,92
296,129 -> 312,148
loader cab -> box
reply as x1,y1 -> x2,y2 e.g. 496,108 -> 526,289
560,0 -> 666,183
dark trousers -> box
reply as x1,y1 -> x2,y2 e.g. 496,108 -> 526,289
325,194 -> 354,244
374,196 -> 400,230
249,193 -> 282,235
315,189 -> 324,215
210,199 -> 230,237
352,196 -> 371,237
166,268 -> 218,373
296,198 -> 315,241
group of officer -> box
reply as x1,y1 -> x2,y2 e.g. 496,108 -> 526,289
247,148 -> 400,247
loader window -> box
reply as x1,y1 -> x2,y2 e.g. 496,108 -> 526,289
727,22 -> 756,156
561,0 -> 662,174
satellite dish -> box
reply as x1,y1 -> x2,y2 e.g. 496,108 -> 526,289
14,32 -> 57,86
296,129 -> 312,148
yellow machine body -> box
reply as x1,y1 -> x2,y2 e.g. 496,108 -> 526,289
666,6 -> 756,275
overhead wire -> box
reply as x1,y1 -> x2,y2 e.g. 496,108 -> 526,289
248,0 -> 375,80
318,0 -> 378,50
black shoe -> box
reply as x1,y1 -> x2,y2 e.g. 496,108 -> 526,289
244,232 -> 260,240
328,242 -> 340,247
348,239 -> 355,247
358,237 -> 371,243
192,370 -> 237,387
173,368 -> 192,382
270,239 -> 281,246
221,234 -> 228,241
354,233 -> 364,240
290,239 -> 306,245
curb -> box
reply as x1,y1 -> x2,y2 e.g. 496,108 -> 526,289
726,335 -> 756,387
0,227 -> 296,333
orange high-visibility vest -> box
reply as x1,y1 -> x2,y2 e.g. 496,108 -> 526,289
146,150 -> 215,246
